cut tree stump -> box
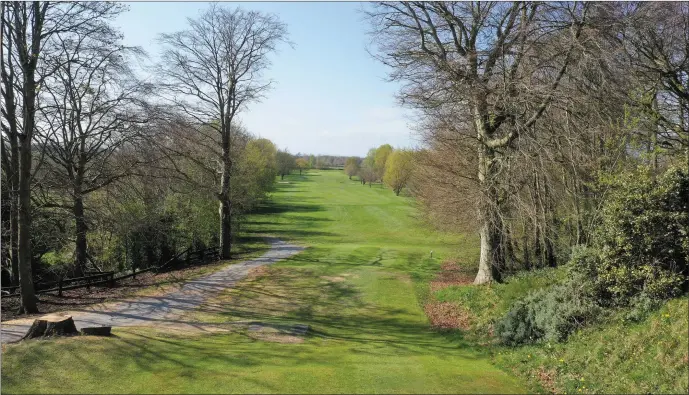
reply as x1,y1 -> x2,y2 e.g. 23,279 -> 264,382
80,326 -> 112,336
21,313 -> 79,340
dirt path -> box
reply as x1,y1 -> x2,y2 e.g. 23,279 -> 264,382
0,238 -> 303,344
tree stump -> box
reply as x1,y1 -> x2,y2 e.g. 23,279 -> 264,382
21,314 -> 79,340
80,326 -> 111,336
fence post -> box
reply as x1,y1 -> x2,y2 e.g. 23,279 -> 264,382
58,277 -> 63,297
108,273 -> 115,288
133,265 -> 136,280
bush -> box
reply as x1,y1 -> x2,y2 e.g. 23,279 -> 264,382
595,165 -> 688,305
495,279 -> 602,345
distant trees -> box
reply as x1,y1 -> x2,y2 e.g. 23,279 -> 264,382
373,144 -> 393,181
276,150 -> 295,180
295,157 -> 309,175
157,4 -> 288,259
352,145 -> 416,194
384,150 -> 414,196
344,157 -> 360,179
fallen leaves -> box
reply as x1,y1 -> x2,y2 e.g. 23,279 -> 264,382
424,301 -> 471,330
429,261 -> 474,292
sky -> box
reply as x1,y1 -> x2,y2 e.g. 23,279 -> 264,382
114,1 -> 419,157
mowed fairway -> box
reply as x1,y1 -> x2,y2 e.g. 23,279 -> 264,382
1,171 -> 526,394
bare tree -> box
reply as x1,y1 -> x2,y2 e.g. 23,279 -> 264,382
36,4 -> 150,275
618,2 -> 689,168
157,4 -> 289,259
1,1 -> 119,313
367,1 -> 589,284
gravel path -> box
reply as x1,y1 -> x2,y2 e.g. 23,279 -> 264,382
0,238 -> 303,344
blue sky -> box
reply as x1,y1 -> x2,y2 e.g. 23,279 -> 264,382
115,1 -> 418,157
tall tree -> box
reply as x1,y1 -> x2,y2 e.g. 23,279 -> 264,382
37,3 -> 149,274
158,4 -> 288,259
368,1 -> 588,284
1,1 -> 116,313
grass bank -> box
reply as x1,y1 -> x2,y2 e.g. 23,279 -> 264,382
432,267 -> 689,393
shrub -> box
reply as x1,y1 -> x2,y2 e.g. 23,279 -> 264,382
495,279 -> 602,345
595,165 -> 688,305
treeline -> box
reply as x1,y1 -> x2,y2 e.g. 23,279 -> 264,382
344,145 -> 414,196
367,0 -> 688,335
0,2 -> 288,313
295,154 -> 351,170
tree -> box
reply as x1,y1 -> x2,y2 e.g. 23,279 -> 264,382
295,157 -> 308,175
384,149 -> 414,196
157,4 -> 289,259
374,144 -> 393,181
619,2 -> 689,168
344,157 -> 360,180
276,150 -> 294,180
36,4 -> 149,275
368,2 -> 588,284
1,1 -> 118,313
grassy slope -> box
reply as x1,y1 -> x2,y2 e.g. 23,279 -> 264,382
494,297 -> 688,394
1,171 -> 525,394
434,267 -> 689,394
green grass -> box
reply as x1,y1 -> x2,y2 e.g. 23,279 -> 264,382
493,296 -> 689,394
434,267 -> 566,339
434,263 -> 688,394
1,171 -> 525,394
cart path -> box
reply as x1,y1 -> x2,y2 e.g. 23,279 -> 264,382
0,238 -> 303,344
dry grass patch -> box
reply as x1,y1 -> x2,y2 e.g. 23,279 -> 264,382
424,301 -> 471,330
535,366 -> 557,394
430,261 -> 474,292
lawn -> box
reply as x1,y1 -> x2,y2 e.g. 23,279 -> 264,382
1,171 -> 526,394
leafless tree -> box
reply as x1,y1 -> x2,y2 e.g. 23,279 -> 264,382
1,1 -> 122,313
35,4 -> 150,275
367,1 -> 589,283
157,4 -> 289,259
618,2 -> 689,168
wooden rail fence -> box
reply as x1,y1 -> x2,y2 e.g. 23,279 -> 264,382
1,246 -> 220,297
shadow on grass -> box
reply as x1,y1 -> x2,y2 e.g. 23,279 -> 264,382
252,203 -> 325,215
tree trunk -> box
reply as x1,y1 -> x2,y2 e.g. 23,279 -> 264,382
73,194 -> 88,275
0,1 -> 18,286
18,101 -> 37,314
22,314 -> 78,340
80,326 -> 111,336
281,173 -> 284,180
9,157 -> 19,286
474,142 -> 502,284
218,140 -> 232,259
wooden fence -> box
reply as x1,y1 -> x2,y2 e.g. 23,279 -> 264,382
1,246 -> 220,297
